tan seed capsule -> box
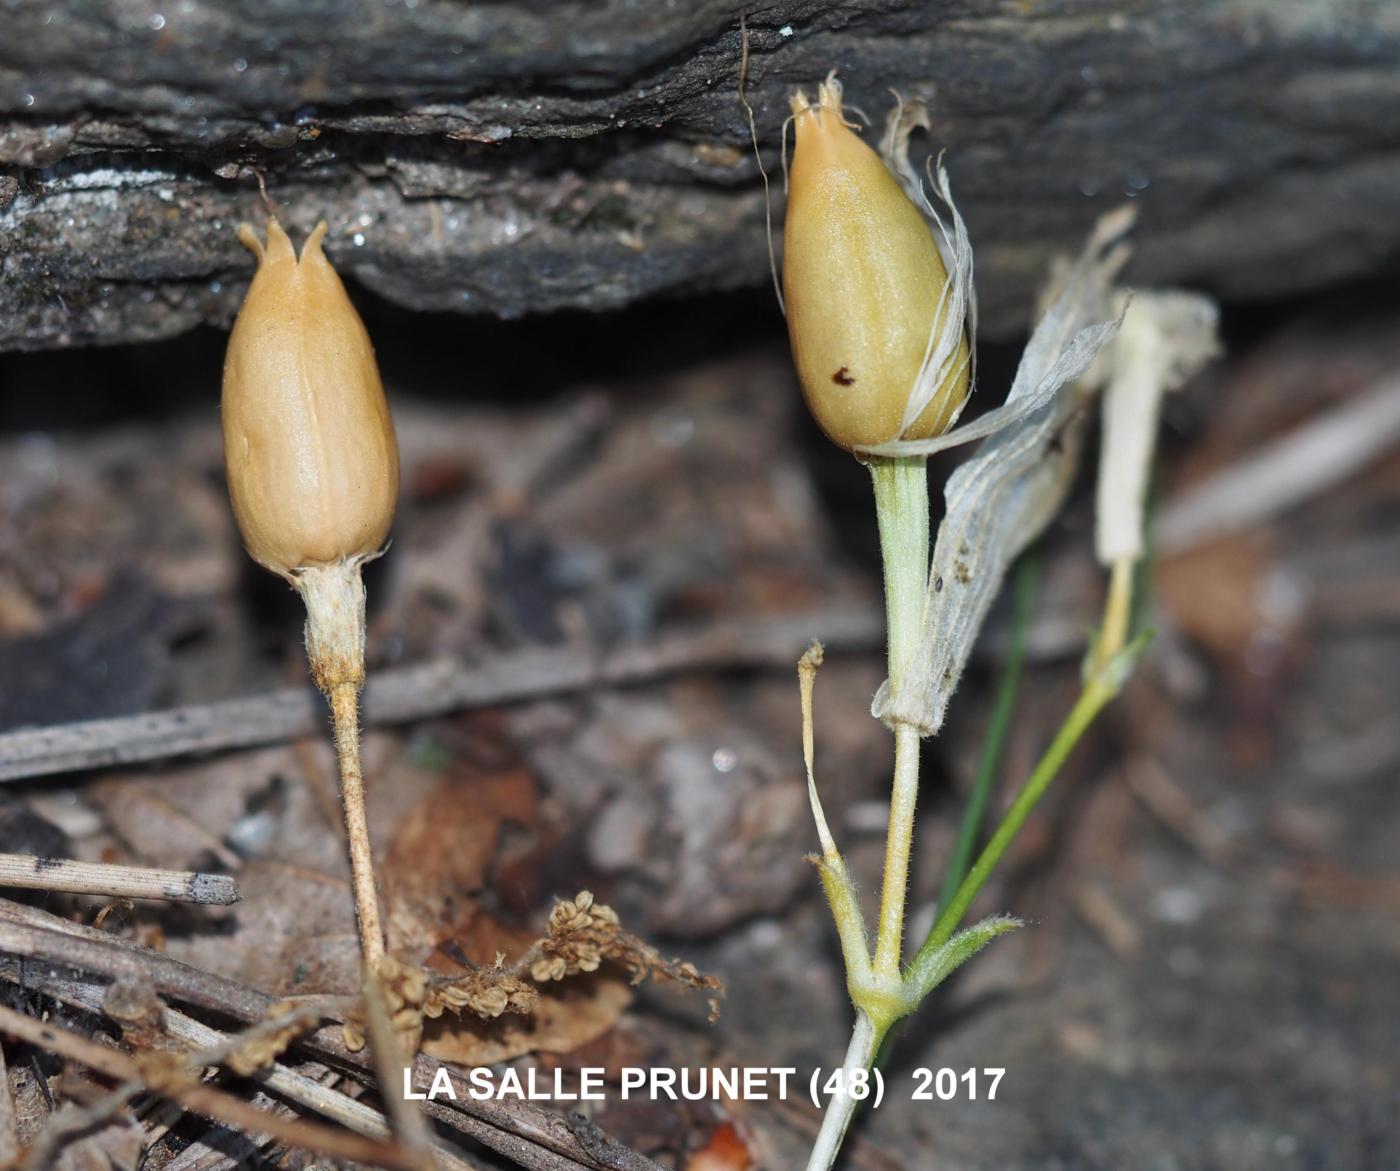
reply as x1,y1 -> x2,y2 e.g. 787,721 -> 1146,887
220,217 -> 400,976
782,79 -> 970,451
222,218 -> 398,579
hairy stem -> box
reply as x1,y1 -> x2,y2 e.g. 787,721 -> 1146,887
874,723 -> 922,978
803,1012 -> 882,1171
332,683 -> 386,975
868,456 -> 930,980
299,560 -> 386,975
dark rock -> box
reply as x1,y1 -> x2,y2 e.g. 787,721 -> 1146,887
2,0 -> 1399,351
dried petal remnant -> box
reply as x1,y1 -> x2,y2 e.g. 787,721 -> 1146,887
222,218 -> 399,578
782,79 -> 970,451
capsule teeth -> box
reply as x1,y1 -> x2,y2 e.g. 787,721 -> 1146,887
817,74 -> 843,113
235,222 -> 264,262
302,220 -> 330,263
263,217 -> 296,264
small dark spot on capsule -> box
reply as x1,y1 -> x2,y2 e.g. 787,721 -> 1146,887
831,367 -> 855,385
933,575 -> 944,593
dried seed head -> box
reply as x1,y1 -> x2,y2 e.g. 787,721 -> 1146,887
222,218 -> 399,579
782,78 -> 970,451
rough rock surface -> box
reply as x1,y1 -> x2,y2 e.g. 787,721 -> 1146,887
2,0 -> 1399,351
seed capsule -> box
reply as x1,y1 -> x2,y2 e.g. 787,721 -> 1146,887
782,79 -> 970,451
222,218 -> 399,579
221,218 -> 400,973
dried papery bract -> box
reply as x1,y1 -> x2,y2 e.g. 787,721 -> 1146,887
871,207 -> 1138,735
782,77 -> 971,450
222,217 -> 399,977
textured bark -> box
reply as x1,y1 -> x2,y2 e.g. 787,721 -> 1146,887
1,0 -> 1398,351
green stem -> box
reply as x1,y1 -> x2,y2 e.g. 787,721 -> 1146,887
916,664 -> 1124,963
867,456 -> 930,980
869,455 -> 930,693
1090,555 -> 1133,676
873,722 -> 922,979
936,553 -> 1039,913
802,1012 -> 884,1171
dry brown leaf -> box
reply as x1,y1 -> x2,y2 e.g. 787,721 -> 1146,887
86,774 -> 242,871
1158,532 -> 1307,767
163,858 -> 359,996
1157,533 -> 1278,661
383,765 -> 538,957
380,762 -> 691,1064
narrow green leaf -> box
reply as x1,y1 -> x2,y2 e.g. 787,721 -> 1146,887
903,914 -> 1023,1006
937,552 -> 1039,914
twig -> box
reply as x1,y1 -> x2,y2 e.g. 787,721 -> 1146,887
0,955 -> 571,1171
361,968 -> 435,1170
0,605 -> 882,784
22,1057 -> 146,1170
0,899 -> 663,1171
0,1024 -> 17,1167
416,1072 -> 658,1171
160,1099 -> 290,1171
0,909 -> 273,1023
0,1003 -> 422,1171
1,961 -> 480,1171
4,963 -> 606,1171
1155,372 -> 1400,554
0,854 -> 238,905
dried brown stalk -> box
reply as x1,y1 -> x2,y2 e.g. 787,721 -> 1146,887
0,604 -> 882,784
0,1002 -> 422,1170
0,854 -> 237,906
0,898 -> 664,1171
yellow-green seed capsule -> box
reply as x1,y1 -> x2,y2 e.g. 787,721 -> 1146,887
222,218 -> 399,579
782,79 -> 970,451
